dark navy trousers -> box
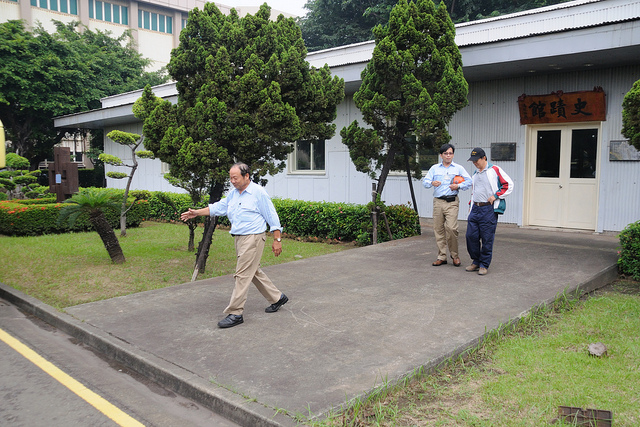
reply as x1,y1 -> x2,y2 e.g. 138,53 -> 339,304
465,204 -> 498,269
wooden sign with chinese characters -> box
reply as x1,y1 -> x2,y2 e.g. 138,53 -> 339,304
517,88 -> 606,125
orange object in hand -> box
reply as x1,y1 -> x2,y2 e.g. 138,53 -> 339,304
452,175 -> 465,184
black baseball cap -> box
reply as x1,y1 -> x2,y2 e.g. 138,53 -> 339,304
468,147 -> 486,161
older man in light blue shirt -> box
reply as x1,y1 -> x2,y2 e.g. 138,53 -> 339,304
181,162 -> 288,328
422,143 -> 472,267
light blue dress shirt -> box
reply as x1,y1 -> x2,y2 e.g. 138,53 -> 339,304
422,161 -> 472,198
208,182 -> 282,235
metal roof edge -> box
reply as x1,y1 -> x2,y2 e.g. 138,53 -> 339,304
455,0 -> 602,27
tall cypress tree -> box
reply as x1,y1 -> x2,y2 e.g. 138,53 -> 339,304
341,0 -> 468,203
622,79 -> 640,150
139,4 -> 344,275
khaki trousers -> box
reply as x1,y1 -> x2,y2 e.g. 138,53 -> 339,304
224,233 -> 282,315
433,197 -> 460,261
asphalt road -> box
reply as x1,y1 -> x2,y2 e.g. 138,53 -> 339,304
0,297 -> 239,427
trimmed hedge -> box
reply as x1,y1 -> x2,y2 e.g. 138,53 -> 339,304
0,189 -> 420,244
140,191 -> 202,223
135,192 -> 419,244
0,196 -> 149,236
276,199 -> 369,242
618,220 -> 640,280
274,198 -> 420,245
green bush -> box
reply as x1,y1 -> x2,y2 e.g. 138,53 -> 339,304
0,187 -> 420,244
274,198 -> 420,245
24,184 -> 52,199
275,199 -> 369,242
618,220 -> 640,280
0,177 -> 15,191
5,153 -> 30,169
12,197 -> 56,205
146,191 -> 204,222
142,194 -> 419,244
0,195 -> 149,236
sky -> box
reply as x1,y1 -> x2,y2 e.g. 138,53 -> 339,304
233,1 -> 309,17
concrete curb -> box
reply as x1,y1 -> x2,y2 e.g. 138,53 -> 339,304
0,282 -> 296,427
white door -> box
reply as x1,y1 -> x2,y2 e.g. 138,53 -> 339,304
528,125 -> 599,230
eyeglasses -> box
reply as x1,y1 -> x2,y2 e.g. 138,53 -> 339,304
442,151 -> 454,156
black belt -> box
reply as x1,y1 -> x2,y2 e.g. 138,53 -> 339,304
437,195 -> 457,202
473,201 -> 492,207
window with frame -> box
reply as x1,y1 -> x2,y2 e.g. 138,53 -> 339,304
88,0 -> 128,24
291,140 -> 325,172
160,161 -> 170,174
138,9 -> 173,34
415,145 -> 439,171
389,135 -> 439,175
31,0 -> 78,15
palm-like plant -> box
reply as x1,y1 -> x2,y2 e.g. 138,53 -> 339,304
57,188 -> 126,264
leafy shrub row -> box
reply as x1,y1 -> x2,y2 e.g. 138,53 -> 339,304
275,198 -> 420,245
125,191 -> 421,244
130,190 -> 203,223
0,188 -> 420,244
0,196 -> 149,236
618,220 -> 640,280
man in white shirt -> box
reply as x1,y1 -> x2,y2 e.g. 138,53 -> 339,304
181,162 -> 288,328
422,144 -> 472,267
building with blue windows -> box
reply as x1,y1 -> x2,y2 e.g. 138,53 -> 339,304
1,0 -> 296,71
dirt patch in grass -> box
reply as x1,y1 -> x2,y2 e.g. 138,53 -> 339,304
595,277 -> 640,296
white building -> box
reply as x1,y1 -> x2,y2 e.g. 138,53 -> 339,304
1,0 -> 297,71
55,0 -> 640,233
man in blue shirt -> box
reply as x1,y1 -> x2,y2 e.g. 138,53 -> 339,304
422,144 -> 472,267
180,162 -> 288,328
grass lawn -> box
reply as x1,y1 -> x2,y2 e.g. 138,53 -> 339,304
0,221 -> 353,309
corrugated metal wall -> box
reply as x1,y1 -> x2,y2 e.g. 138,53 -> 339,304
265,65 -> 640,233
597,66 -> 640,232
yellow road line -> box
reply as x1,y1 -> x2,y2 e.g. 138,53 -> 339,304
0,327 -> 145,427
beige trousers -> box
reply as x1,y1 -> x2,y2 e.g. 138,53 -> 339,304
224,233 -> 282,315
433,197 -> 460,261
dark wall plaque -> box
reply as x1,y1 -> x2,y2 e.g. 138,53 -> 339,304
609,140 -> 640,161
491,143 -> 516,161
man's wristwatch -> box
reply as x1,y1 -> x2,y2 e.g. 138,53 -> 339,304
275,238 -> 281,242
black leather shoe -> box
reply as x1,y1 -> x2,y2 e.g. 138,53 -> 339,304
217,314 -> 243,328
265,294 -> 288,313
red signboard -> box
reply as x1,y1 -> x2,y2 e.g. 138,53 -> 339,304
517,88 -> 606,125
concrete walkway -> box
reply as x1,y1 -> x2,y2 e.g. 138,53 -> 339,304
0,221 -> 620,426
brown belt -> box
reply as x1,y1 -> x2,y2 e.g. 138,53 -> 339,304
473,201 -> 492,207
